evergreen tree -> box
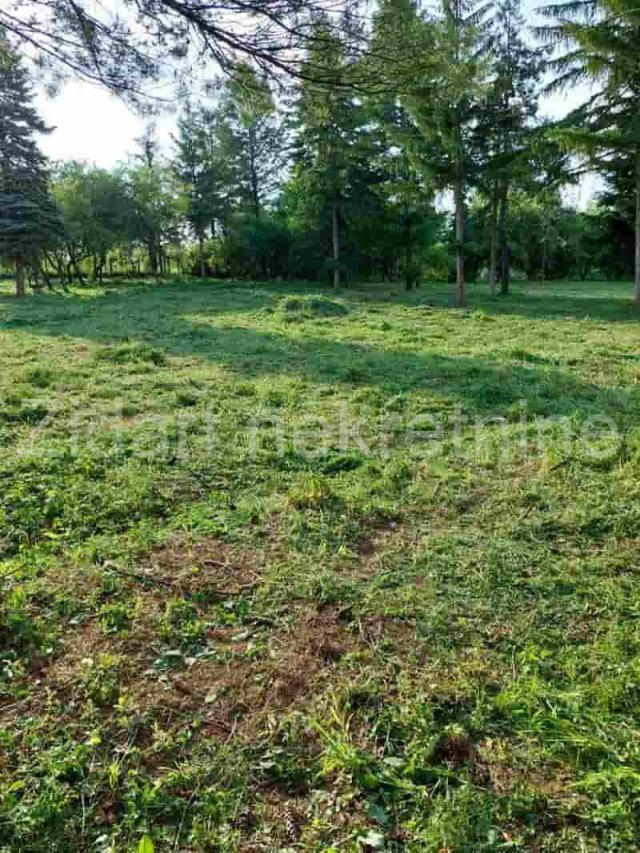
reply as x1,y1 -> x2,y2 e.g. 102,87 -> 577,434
216,65 -> 284,220
287,22 -> 368,287
374,0 -> 491,305
540,0 -> 640,302
476,0 -> 543,294
0,40 -> 61,297
129,128 -> 186,276
173,101 -> 228,277
133,125 -> 185,272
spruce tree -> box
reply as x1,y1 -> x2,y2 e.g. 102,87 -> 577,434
174,102 -> 228,277
288,22 -> 366,287
373,0 -> 491,306
0,39 -> 61,297
217,65 -> 284,220
540,0 -> 640,302
476,0 -> 543,294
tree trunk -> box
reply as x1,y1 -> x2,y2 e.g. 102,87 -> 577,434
404,207 -> 413,291
198,232 -> 206,278
69,253 -> 85,284
41,264 -> 53,291
541,233 -> 548,282
454,179 -> 466,308
332,199 -> 340,288
15,259 -> 26,298
147,239 -> 158,277
488,186 -> 499,297
249,127 -> 260,219
499,181 -> 510,295
635,150 -> 640,306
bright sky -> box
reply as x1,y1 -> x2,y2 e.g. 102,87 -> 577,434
36,82 -> 176,167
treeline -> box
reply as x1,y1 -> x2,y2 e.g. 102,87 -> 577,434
1,0 -> 639,302
33,158 -> 635,289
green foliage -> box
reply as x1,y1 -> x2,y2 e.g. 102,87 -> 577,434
540,0 -> 640,298
51,162 -> 132,279
0,41 -> 62,294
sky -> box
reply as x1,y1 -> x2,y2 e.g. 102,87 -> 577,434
36,82 -> 175,167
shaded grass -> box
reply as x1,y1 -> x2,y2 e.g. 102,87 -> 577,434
0,277 -> 639,850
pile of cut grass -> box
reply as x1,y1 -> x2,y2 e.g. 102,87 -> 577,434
278,293 -> 349,319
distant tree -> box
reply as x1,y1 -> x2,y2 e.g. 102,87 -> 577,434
540,0 -> 640,302
173,101 -> 228,277
52,162 -> 131,281
475,0 -> 543,294
368,4 -> 441,289
287,22 -> 368,287
129,132 -> 186,275
374,0 -> 491,305
217,65 -> 284,220
0,40 -> 62,296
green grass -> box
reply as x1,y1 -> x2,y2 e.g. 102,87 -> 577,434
1,277 -> 640,851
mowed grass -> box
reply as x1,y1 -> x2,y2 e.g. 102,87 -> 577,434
0,277 -> 640,851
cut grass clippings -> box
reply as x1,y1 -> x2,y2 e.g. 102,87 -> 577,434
0,277 -> 639,851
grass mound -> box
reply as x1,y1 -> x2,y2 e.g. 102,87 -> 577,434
95,341 -> 166,366
278,294 -> 349,319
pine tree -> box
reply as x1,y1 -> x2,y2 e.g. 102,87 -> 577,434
287,22 -> 366,287
374,0 -> 491,305
0,40 -> 61,297
475,0 -> 543,294
130,126 -> 185,276
217,65 -> 284,220
540,0 -> 640,302
174,101 -> 228,277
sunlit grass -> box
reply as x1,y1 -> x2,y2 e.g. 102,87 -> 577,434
0,277 -> 639,850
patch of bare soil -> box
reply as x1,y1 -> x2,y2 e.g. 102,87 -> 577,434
137,535 -> 264,595
131,604 -> 363,742
474,738 -> 584,809
0,538 -> 264,720
3,533 -> 427,766
238,786 -> 372,851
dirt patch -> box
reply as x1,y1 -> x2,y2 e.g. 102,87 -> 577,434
434,731 -> 477,768
139,535 -> 264,596
2,535 -> 413,755
131,605 -> 363,741
0,537 -> 266,722
474,739 -> 583,806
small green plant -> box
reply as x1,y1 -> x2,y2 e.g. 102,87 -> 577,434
160,598 -> 206,648
25,365 -> 55,387
96,342 -> 166,366
98,599 -> 138,634
80,653 -> 121,705
288,474 -> 336,510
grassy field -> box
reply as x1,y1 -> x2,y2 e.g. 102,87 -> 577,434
1,277 -> 640,851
